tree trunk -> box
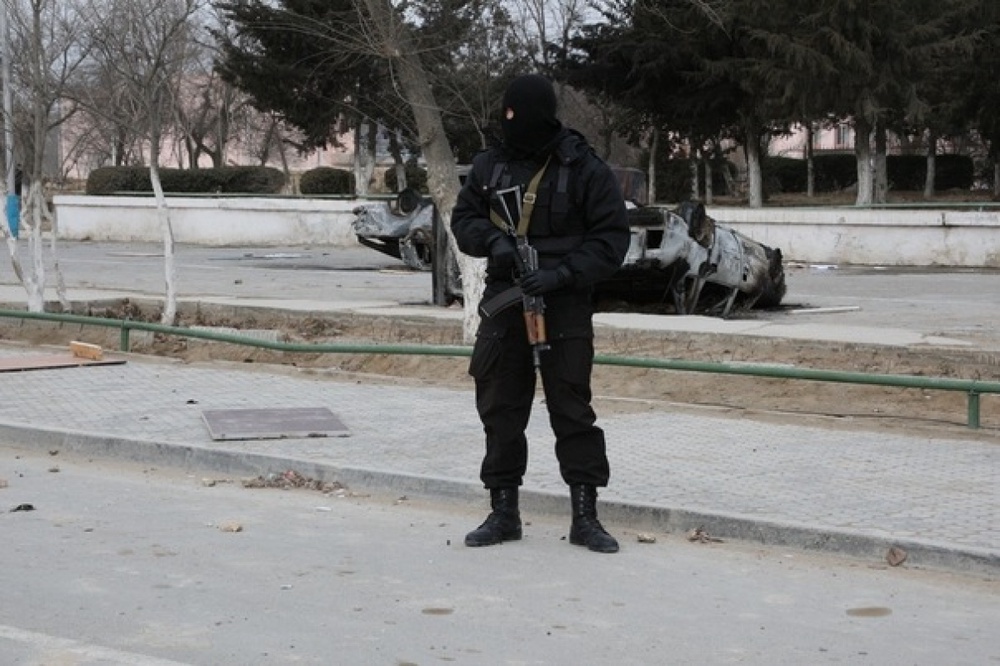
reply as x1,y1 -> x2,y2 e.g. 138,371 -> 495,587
646,127 -> 658,204
924,130 -> 936,199
854,116 -> 874,206
22,181 -> 44,312
874,121 -> 888,204
745,127 -> 764,208
389,129 -> 407,191
21,1 -> 46,312
704,155 -> 713,205
690,152 -> 699,201
359,0 -> 476,340
806,123 -> 815,198
352,118 -> 368,196
149,136 -> 177,326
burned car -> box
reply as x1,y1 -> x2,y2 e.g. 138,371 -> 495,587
351,172 -> 785,316
352,188 -> 437,271
599,201 -> 786,316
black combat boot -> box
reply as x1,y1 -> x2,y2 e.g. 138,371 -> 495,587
568,484 -> 619,553
464,487 -> 522,547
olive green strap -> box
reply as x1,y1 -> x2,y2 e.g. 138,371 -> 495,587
516,156 -> 551,237
488,156 -> 552,236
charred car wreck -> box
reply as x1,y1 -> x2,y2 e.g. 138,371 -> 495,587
352,180 -> 786,317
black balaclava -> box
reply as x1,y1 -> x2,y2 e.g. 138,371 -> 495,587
500,74 -> 562,159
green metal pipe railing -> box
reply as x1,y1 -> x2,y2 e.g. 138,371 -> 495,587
2,308 -> 998,429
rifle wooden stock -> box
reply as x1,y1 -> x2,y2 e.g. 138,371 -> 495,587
517,239 -> 549,368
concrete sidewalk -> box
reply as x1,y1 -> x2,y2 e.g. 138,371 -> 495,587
1,343 -> 996,577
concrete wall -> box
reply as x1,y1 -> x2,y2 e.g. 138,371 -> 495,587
53,195 -> 1000,267
711,206 -> 1000,267
53,195 -> 362,247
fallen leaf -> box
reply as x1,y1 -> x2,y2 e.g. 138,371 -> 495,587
886,546 -> 907,567
687,526 -> 723,543
218,521 -> 243,533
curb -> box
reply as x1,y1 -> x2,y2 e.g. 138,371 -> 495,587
2,422 -> 996,579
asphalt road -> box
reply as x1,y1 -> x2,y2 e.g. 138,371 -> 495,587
3,241 -> 1000,348
2,445 -> 997,666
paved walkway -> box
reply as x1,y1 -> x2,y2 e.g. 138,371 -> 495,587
1,344 -> 996,576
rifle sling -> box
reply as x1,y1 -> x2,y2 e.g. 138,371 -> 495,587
488,156 -> 552,238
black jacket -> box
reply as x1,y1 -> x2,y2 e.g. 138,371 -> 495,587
451,128 -> 630,295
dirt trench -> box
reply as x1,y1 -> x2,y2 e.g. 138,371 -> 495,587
3,298 -> 999,439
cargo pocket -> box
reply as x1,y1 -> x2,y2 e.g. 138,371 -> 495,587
468,331 -> 503,380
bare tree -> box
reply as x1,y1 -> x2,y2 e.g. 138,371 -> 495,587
357,0 -> 484,339
85,0 -> 203,325
2,0 -> 92,312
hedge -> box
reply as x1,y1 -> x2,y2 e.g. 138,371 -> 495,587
764,153 -> 975,193
888,153 -> 974,191
764,156 -> 807,194
384,163 -> 429,193
299,167 -> 355,195
86,166 -> 286,195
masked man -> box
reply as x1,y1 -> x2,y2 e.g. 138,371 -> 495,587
450,74 -> 630,553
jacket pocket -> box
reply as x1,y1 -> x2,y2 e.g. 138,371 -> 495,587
468,330 -> 503,379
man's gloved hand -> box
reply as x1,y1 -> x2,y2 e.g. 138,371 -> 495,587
520,265 -> 573,296
488,233 -> 519,270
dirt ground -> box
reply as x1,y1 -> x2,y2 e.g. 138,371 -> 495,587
6,298 -> 998,440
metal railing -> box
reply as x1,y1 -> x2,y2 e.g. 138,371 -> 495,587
2,308 -> 998,429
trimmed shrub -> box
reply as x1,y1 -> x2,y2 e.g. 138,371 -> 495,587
764,156 -> 807,193
213,166 -> 286,193
812,153 -> 857,192
86,167 -> 150,194
886,154 -> 974,191
654,159 -> 695,203
384,163 -> 429,193
928,154 -> 974,190
887,155 -> 925,190
86,166 -> 286,195
299,167 -> 355,195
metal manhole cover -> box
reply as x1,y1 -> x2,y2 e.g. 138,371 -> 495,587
201,407 -> 349,441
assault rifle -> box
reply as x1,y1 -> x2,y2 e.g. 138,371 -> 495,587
480,182 -> 550,369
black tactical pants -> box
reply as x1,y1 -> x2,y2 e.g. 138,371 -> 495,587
468,302 -> 610,489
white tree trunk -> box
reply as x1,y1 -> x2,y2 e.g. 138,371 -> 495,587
353,120 -> 376,196
690,152 -> 699,201
806,123 -> 815,198
874,122 -> 888,204
924,130 -> 936,199
854,116 -> 874,206
19,182 -> 45,312
150,163 -> 177,325
745,129 -> 764,208
646,127 -> 658,204
352,120 -> 366,196
704,157 -> 713,205
46,197 -> 70,310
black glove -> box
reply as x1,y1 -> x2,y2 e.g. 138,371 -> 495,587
487,233 -> 519,270
520,265 -> 573,296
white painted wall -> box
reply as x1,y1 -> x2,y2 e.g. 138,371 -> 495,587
53,195 -> 362,247
53,196 -> 1000,267
712,206 -> 1000,267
